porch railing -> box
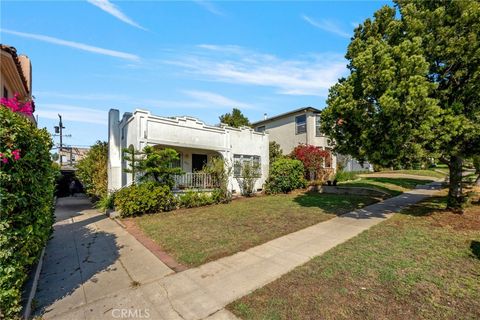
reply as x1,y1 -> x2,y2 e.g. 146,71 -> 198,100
173,173 -> 218,190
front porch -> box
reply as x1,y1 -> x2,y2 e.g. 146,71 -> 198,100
173,172 -> 219,191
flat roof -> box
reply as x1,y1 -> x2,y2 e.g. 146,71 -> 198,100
251,106 -> 321,126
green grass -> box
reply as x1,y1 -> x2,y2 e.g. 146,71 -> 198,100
339,177 -> 434,196
133,193 -> 379,266
377,169 -> 447,179
229,197 -> 480,320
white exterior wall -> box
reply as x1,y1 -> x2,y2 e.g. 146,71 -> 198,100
108,109 -> 269,193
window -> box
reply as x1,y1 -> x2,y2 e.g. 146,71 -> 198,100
3,86 -> 8,99
255,126 -> 265,133
315,114 -> 322,136
295,114 -> 306,134
233,154 -> 261,177
171,153 -> 182,168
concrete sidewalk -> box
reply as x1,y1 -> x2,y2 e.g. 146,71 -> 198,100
34,196 -> 174,319
37,183 -> 441,320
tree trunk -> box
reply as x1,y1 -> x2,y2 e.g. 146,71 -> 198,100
447,155 -> 463,209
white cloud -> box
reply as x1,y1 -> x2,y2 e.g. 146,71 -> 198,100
34,91 -> 129,101
193,0 -> 224,16
87,0 -> 147,30
165,45 -> 347,97
36,104 -> 107,125
302,15 -> 351,38
0,29 -> 140,61
182,90 -> 254,109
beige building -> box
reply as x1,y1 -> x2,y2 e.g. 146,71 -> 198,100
59,147 -> 90,169
252,107 -> 336,169
0,44 -> 35,124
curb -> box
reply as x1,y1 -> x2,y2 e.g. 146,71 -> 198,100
22,246 -> 45,320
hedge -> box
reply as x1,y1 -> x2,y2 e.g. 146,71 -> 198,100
114,182 -> 177,217
0,106 -> 56,318
265,158 -> 306,194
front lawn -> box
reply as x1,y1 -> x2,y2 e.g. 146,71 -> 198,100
376,169 -> 446,179
132,193 -> 378,266
229,196 -> 480,320
340,177 -> 434,196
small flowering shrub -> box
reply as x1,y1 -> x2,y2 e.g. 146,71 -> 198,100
291,144 -> 332,181
0,104 -> 56,318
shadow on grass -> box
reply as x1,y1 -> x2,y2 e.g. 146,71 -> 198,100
400,196 -> 447,217
470,241 -> 480,260
363,177 -> 434,189
293,192 -> 379,215
339,182 -> 402,196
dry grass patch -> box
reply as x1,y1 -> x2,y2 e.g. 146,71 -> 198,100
229,196 -> 480,320
132,192 -> 378,267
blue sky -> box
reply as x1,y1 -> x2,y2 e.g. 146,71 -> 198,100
1,0 -> 390,148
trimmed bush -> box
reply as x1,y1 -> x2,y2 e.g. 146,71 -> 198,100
0,106 -> 56,318
114,182 -> 176,217
178,190 -> 215,208
265,158 -> 306,194
335,170 -> 359,182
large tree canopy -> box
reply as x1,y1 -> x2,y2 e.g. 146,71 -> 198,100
321,0 -> 480,208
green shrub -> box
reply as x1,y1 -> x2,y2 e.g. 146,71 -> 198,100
335,170 -> 358,182
265,158 -> 306,194
0,107 -> 56,318
114,182 -> 176,217
94,193 -> 115,211
76,141 -> 108,198
179,190 -> 215,208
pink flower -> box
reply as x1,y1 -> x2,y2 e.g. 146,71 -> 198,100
12,149 -> 21,161
1,157 -> 8,164
0,94 -> 33,116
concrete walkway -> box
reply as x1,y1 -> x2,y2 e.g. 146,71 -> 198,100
36,182 -> 441,320
34,196 -> 174,319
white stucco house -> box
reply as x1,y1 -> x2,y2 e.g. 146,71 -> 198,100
107,109 -> 269,194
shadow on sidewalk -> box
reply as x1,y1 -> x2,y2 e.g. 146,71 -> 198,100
34,201 -> 120,316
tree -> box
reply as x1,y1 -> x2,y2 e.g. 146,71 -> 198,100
76,141 -> 108,198
269,141 -> 283,165
473,155 -> 480,186
122,145 -> 143,185
321,1 -> 480,208
140,146 -> 183,189
291,144 -> 331,181
219,108 -> 250,128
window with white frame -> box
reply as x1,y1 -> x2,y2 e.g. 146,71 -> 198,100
315,114 -> 322,136
233,154 -> 261,177
295,114 -> 306,134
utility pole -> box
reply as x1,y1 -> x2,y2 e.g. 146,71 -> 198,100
55,114 -> 65,166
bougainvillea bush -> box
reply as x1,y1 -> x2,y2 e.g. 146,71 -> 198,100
0,101 -> 56,318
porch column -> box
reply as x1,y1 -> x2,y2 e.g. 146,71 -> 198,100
108,109 -> 122,192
